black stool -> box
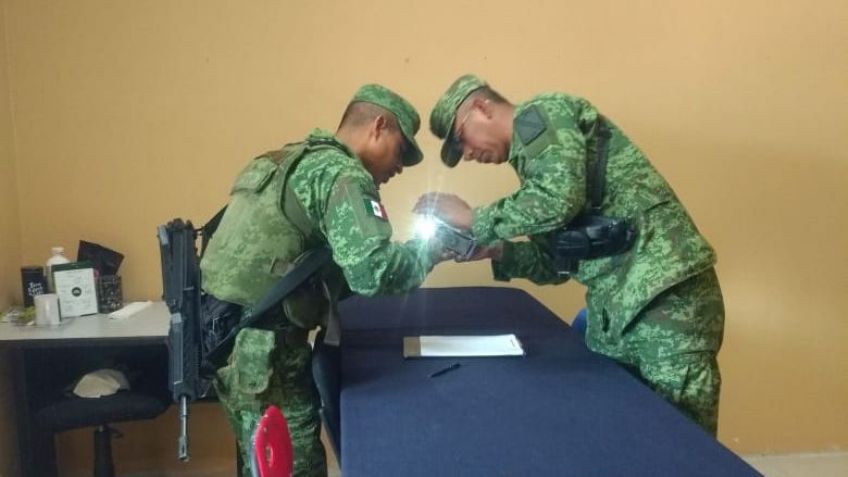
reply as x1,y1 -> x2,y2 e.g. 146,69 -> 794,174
35,391 -> 169,477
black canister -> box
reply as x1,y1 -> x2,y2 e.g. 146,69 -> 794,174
97,274 -> 123,313
20,266 -> 47,307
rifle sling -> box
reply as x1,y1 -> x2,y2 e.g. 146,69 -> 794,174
204,246 -> 332,365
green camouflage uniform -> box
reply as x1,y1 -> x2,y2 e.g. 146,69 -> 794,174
201,85 -> 433,476
430,75 -> 725,434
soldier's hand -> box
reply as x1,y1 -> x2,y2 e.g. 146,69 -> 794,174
428,243 -> 458,264
456,242 -> 503,263
412,192 -> 473,231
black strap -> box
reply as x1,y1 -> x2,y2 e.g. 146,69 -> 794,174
200,206 -> 227,257
274,138 -> 343,241
250,247 -> 332,319
202,139 -> 344,364
204,246 -> 332,366
587,117 -> 612,215
307,137 -> 343,149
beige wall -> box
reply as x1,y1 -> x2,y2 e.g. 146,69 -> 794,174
0,0 -> 18,311
0,0 -> 846,473
0,0 -> 21,475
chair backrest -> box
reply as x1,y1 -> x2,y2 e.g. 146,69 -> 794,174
572,308 -> 588,337
251,405 -> 293,477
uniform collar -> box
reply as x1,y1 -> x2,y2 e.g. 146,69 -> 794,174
307,128 -> 355,158
507,101 -> 530,166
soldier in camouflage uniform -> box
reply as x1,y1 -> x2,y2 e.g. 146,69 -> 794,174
416,75 -> 725,435
200,84 -> 445,476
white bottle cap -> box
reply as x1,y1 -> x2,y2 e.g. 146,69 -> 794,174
51,246 -> 65,255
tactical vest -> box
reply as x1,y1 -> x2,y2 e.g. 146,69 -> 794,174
200,139 -> 344,330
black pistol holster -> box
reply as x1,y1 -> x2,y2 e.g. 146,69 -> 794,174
550,118 -> 636,276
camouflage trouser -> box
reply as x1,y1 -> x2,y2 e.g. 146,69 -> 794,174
214,326 -> 326,477
586,268 -> 725,435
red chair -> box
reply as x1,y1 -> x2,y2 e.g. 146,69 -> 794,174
251,405 -> 294,477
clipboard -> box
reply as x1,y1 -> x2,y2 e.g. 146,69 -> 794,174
403,334 -> 525,358
52,261 -> 99,317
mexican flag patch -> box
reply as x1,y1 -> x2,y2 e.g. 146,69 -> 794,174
364,199 -> 388,220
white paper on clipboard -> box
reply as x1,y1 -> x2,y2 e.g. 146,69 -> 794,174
403,334 -> 525,358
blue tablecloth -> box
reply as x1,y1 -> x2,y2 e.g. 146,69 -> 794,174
339,287 -> 759,477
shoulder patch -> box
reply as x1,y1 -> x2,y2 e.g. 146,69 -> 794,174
515,105 -> 548,146
326,175 -> 392,238
363,198 -> 388,221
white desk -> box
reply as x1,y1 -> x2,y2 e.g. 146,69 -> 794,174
0,301 -> 171,476
0,301 -> 169,347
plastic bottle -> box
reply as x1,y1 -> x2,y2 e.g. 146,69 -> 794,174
46,246 -> 70,293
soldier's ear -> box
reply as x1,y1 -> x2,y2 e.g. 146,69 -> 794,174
373,115 -> 389,136
474,98 -> 493,119
365,115 -> 388,143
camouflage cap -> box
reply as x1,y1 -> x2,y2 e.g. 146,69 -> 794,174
351,84 -> 423,166
429,74 -> 487,167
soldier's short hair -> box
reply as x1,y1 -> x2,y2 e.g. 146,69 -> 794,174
338,101 -> 400,131
466,86 -> 509,105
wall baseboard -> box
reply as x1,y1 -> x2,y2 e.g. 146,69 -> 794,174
117,471 -> 230,477
119,467 -> 342,477
743,451 -> 848,477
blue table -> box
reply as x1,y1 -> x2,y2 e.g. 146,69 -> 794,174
338,287 -> 760,477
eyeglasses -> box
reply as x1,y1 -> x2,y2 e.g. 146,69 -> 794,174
446,108 -> 473,160
453,108 -> 473,145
